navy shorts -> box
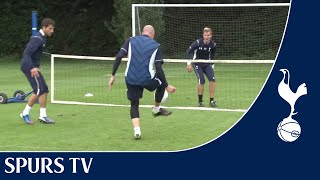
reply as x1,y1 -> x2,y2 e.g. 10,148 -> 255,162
193,64 -> 215,84
126,78 -> 162,101
21,69 -> 49,96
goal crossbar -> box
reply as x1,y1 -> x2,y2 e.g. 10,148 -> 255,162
131,3 -> 290,45
51,54 -> 274,63
132,3 -> 290,7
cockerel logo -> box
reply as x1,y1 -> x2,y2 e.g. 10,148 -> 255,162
277,69 -> 307,142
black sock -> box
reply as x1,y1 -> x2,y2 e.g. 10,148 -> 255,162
155,86 -> 165,103
210,98 -> 214,102
130,100 -> 140,119
198,95 -> 203,102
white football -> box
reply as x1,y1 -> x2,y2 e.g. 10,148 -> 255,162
154,90 -> 168,103
277,118 -> 301,142
162,90 -> 169,103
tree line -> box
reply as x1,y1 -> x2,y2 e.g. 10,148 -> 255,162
0,0 -> 289,57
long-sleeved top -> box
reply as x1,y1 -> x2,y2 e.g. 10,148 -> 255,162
21,30 -> 46,70
186,38 -> 216,65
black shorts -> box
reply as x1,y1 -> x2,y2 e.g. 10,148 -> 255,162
21,69 -> 49,96
193,64 -> 215,84
126,78 -> 162,101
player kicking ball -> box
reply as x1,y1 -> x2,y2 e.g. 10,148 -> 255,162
19,18 -> 55,125
109,25 -> 176,140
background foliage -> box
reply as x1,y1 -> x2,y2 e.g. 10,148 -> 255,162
0,0 -> 289,57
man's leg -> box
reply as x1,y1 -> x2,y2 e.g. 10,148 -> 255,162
204,65 -> 217,107
154,81 -> 165,111
153,87 -> 172,117
23,94 -> 39,115
37,73 -> 54,123
127,83 -> 143,139
20,70 -> 40,125
130,100 -> 141,139
144,78 -> 172,117
194,65 -> 205,107
198,84 -> 204,103
209,81 -> 216,100
39,93 -> 47,117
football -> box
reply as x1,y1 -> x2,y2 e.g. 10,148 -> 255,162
161,90 -> 169,103
154,90 -> 168,103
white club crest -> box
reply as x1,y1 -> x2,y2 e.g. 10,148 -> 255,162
277,69 -> 307,142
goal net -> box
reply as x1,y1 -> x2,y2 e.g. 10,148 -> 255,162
132,3 -> 289,60
52,55 -> 272,112
51,3 -> 289,112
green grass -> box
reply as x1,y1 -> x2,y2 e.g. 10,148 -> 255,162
0,103 -> 242,151
0,56 -> 269,151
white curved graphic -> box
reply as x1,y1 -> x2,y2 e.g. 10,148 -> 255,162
277,69 -> 307,142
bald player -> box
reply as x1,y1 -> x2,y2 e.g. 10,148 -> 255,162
109,25 -> 176,140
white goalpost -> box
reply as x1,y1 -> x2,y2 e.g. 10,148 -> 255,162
50,3 -> 289,112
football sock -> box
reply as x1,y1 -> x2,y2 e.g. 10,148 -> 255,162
22,105 -> 32,116
153,106 -> 160,113
134,127 -> 141,133
40,108 -> 47,118
210,98 -> 214,102
198,95 -> 203,102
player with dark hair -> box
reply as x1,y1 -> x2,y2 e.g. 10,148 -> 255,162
109,25 -> 176,139
20,18 -> 55,125
186,27 -> 217,107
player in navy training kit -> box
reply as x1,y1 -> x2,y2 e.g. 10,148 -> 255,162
186,27 -> 217,107
109,25 -> 176,139
20,18 -> 55,125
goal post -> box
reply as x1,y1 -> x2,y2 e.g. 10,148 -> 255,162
50,3 -> 289,112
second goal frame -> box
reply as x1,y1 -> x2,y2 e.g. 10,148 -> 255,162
131,3 -> 290,36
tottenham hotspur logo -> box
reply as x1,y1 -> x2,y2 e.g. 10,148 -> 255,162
277,69 -> 307,142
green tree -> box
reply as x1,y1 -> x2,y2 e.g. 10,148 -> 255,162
109,0 -> 164,48
40,0 -> 115,56
0,0 -> 289,57
0,0 -> 44,56
0,0 -> 116,56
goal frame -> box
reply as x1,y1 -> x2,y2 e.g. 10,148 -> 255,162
50,54 -> 274,112
132,3 -> 290,36
50,3 -> 290,112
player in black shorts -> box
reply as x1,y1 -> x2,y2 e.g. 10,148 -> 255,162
109,25 -> 176,139
20,18 -> 55,125
186,27 -> 217,107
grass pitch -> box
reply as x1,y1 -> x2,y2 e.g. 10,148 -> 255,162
0,56 -> 270,151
